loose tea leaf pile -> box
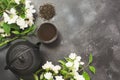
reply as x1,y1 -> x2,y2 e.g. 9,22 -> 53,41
39,4 -> 55,20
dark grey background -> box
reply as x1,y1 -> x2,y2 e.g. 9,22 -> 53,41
0,0 -> 120,80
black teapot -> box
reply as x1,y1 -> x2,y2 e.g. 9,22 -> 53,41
5,40 -> 41,78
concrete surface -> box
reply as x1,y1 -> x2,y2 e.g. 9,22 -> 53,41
0,0 -> 120,80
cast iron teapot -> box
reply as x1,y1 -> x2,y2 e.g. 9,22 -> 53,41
5,40 -> 41,78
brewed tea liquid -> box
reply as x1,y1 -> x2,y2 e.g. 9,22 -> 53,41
37,23 -> 57,41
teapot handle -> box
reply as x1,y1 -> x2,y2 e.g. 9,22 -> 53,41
27,33 -> 41,48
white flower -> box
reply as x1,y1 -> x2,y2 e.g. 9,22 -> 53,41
3,12 -> 10,23
29,5 -> 36,13
44,72 -> 53,80
26,9 -> 33,18
25,0 -> 31,9
53,65 -> 61,74
3,8 -> 18,24
24,0 -> 36,27
10,8 -> 16,15
15,0 -> 20,4
0,28 -> 4,33
25,0 -> 36,13
1,33 -> 9,37
75,56 -> 81,62
66,61 -> 73,67
69,53 -> 76,60
25,8 -> 35,26
73,60 -> 80,71
25,1 -> 36,15
25,7 -> 35,19
16,17 -> 28,30
42,61 -> 54,70
8,15 -> 18,24
55,76 -> 64,80
80,62 -> 84,65
74,72 -> 85,80
25,9 -> 34,26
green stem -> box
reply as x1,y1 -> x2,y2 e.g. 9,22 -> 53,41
0,35 -> 28,47
0,36 -> 18,47
19,78 -> 24,80
35,69 -> 43,75
6,0 -> 13,9
33,74 -> 39,80
79,62 -> 90,72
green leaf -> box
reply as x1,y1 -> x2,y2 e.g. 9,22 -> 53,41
70,78 -> 74,80
35,69 -> 42,74
21,0 -> 25,3
82,71 -> 90,80
0,36 -> 2,41
12,31 -> 20,35
0,35 -> 5,42
19,78 -> 23,80
10,24 -> 20,30
0,0 -> 7,9
58,60 -> 66,65
65,57 -> 73,62
20,25 -> 35,35
9,3 -> 17,9
0,12 -> 3,16
33,74 -> 39,80
40,73 -> 44,80
20,13 -> 25,18
16,4 -> 25,16
60,70 -> 68,75
0,5 -> 5,10
89,66 -> 96,74
89,53 -> 93,64
0,21 -> 4,26
2,0 -> 8,6
3,23 -> 11,34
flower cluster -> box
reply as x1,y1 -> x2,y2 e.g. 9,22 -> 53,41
0,0 -> 36,46
65,53 -> 85,80
41,61 -> 62,80
34,53 -> 96,80
66,53 -> 84,71
42,61 -> 61,74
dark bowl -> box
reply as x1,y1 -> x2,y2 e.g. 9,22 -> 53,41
36,23 -> 58,44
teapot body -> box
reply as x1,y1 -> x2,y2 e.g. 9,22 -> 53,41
5,41 -> 41,76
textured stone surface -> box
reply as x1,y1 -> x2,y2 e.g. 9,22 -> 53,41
0,0 -> 120,80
